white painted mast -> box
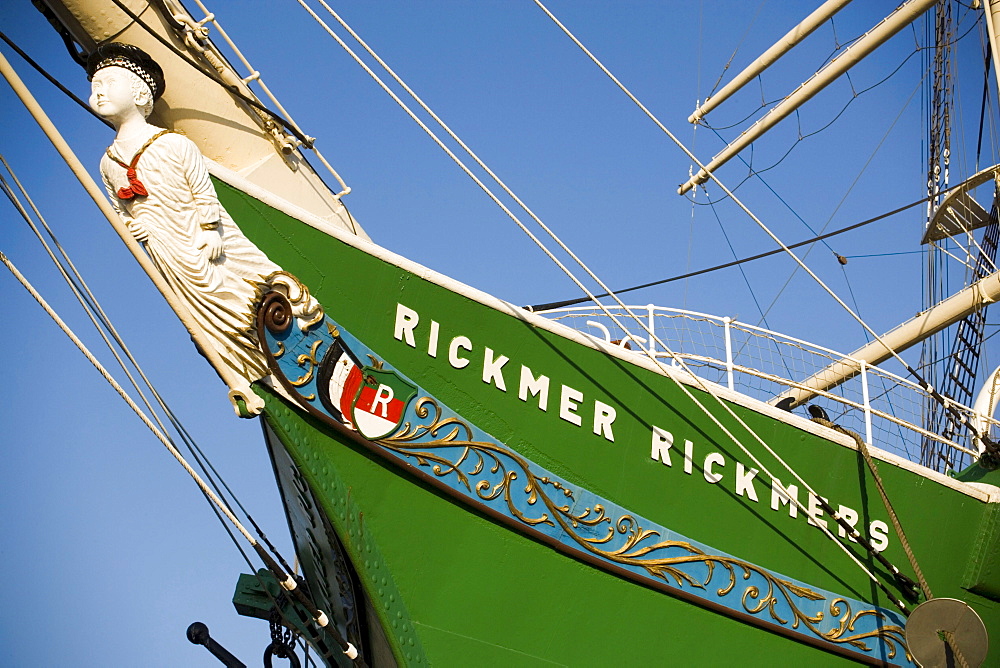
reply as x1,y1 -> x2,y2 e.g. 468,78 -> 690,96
679,0 -> 936,195
985,1 -> 1000,99
772,156 -> 1000,411
964,1 -> 1000,447
773,268 -> 1000,409
687,0 -> 853,125
973,367 -> 1000,453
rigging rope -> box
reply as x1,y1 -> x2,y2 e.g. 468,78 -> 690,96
0,46 -> 357,660
534,0 -> 999,471
0,30 -> 111,128
0,251 -> 361,664
0,153 -> 298,578
297,0 -> 925,610
809,414 -> 972,666
1,181 -> 344,665
0,46 -> 352,668
810,415 -> 933,601
0,188 -> 295,626
529,163 -> 972,311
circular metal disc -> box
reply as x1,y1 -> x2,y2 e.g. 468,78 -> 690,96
905,598 -> 989,667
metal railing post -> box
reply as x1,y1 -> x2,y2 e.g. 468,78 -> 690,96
723,317 -> 735,391
860,360 -> 873,445
647,304 -> 656,358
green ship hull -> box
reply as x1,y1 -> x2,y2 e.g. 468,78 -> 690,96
216,176 -> 999,666
9,2 -> 997,663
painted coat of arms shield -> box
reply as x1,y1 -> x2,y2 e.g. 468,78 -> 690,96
350,367 -> 417,440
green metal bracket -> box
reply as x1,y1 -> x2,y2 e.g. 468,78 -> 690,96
233,569 -> 346,667
955,458 -> 1000,485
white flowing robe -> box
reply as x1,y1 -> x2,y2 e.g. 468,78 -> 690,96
101,128 -> 279,382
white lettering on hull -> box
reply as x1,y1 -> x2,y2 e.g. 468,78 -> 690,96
735,463 -> 759,502
594,401 -> 616,441
449,336 -> 472,369
771,479 -> 800,518
394,303 -> 616,443
683,439 -> 694,475
836,505 -> 859,542
483,348 -> 509,391
651,427 -> 673,465
703,452 -> 725,484
394,303 -> 419,346
519,366 -> 549,411
560,385 -> 583,426
428,320 -> 440,358
651,425 -> 891,552
393,304 -> 888,551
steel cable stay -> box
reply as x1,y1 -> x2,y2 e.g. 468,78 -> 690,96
529,177 -> 976,311
0,30 -> 112,128
697,55 -> 928,260
684,16 -> 936,344
0,36 -> 366,664
708,66 -> 929,343
534,0 -> 1000,450
703,0 -> 768,102
536,0 -> 1000,609
0,161 -> 353,666
292,0 -> 935,612
532,0 -> 1000,631
0,154 -> 300,581
0,24 -> 310,577
0,250 -> 363,665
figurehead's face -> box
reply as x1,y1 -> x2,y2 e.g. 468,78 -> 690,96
90,66 -> 152,126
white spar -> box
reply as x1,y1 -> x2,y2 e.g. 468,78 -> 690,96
679,0 -> 936,195
687,0 -> 854,125
772,270 -> 1000,409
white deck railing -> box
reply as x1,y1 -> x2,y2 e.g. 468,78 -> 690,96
540,305 -> 992,471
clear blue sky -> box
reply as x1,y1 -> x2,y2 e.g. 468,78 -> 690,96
0,1 -> 992,665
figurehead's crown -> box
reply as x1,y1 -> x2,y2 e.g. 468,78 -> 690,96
87,42 -> 165,101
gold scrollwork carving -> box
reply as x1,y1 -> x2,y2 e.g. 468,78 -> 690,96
260,291 -> 293,334
290,339 -> 324,387
267,271 -> 325,332
377,397 -> 909,660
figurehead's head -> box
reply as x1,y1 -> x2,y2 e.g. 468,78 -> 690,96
87,43 -> 165,119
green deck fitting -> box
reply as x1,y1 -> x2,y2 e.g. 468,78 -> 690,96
233,569 -> 344,666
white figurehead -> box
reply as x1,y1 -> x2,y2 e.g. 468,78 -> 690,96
88,43 -> 320,384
